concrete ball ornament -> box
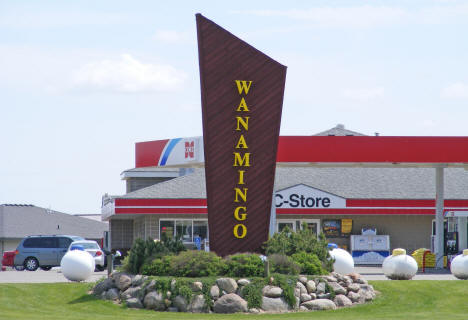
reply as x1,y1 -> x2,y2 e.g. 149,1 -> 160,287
382,248 -> 418,280
329,248 -> 355,275
450,249 -> 468,280
61,250 -> 95,281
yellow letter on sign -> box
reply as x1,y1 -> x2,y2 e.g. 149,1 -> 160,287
233,224 -> 247,238
235,80 -> 252,95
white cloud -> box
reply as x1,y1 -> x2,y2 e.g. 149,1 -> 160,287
342,87 -> 385,101
72,54 -> 187,93
441,82 -> 468,99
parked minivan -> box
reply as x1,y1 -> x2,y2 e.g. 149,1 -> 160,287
14,235 -> 84,271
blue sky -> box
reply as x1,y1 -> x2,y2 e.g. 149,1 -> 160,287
1,0 -> 468,214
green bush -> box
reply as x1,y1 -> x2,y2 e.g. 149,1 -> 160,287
264,225 -> 333,273
268,254 -> 300,275
291,251 -> 328,275
168,251 -> 225,277
242,279 -> 265,309
224,253 -> 264,277
271,274 -> 296,308
141,256 -> 172,276
124,235 -> 186,274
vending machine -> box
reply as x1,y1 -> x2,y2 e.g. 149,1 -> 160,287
351,230 -> 390,265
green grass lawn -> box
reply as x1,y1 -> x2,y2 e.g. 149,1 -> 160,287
1,281 -> 468,320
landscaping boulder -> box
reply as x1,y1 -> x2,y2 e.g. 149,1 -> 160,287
296,281 -> 308,295
216,278 -> 238,294
115,274 -> 132,291
316,282 -> 326,294
120,286 -> 141,301
132,275 -> 145,287
93,278 -> 114,296
238,279 -> 250,286
300,293 -> 312,302
191,281 -> 203,292
334,294 -> 352,307
347,291 -> 360,303
347,283 -> 360,293
301,299 -> 337,311
126,298 -> 143,309
306,280 -> 316,293
105,288 -> 120,301
262,285 -> 283,298
173,295 -> 188,312
298,276 -> 308,284
189,294 -> 206,313
144,291 -> 166,311
261,296 -> 290,312
329,282 -> 347,295
210,285 -> 220,299
213,293 -> 248,313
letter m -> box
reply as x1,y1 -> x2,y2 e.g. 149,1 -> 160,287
233,152 -> 251,167
185,141 -> 194,159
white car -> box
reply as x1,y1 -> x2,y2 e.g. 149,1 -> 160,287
68,240 -> 106,271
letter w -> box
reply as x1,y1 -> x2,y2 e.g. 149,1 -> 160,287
235,80 -> 252,95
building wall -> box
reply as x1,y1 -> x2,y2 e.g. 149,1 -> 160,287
278,214 -> 433,253
1,239 -> 21,256
110,220 -> 133,251
126,177 -> 176,193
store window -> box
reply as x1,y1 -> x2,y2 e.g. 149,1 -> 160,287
277,219 -> 320,235
160,219 -> 208,243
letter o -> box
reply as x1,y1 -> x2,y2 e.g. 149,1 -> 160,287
233,224 -> 247,239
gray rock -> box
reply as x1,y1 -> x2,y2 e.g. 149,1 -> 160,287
237,278 -> 250,286
329,282 -> 347,295
100,291 -> 106,300
116,274 -> 132,291
191,281 -> 203,292
296,281 -> 308,295
299,306 -> 309,312
120,286 -> 141,301
262,285 -> 283,298
317,293 -> 331,299
216,278 -> 238,294
167,307 -> 179,312
126,297 -> 143,309
358,285 -> 375,302
298,276 -> 308,284
93,278 -> 114,296
334,294 -> 353,307
249,308 -> 261,314
131,275 -> 145,287
306,280 -> 316,293
105,288 -> 120,301
301,299 -> 337,310
316,282 -> 326,294
144,280 -> 156,294
261,296 -> 290,312
213,293 -> 248,313
144,291 -> 166,311
294,287 -> 301,298
173,295 -> 188,312
347,283 -> 360,292
300,293 -> 312,302
189,294 -> 207,313
323,275 -> 337,282
347,291 -> 360,303
210,285 -> 220,299
355,277 -> 368,285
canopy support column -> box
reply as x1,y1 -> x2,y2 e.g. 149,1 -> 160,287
435,166 -> 445,268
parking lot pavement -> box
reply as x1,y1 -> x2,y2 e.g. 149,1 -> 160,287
0,267 -> 107,283
355,266 -> 458,280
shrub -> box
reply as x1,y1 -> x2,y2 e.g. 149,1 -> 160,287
242,279 -> 265,309
141,256 -> 172,276
124,235 -> 186,274
264,225 -> 333,272
268,254 -> 300,275
271,274 -> 296,308
224,253 -> 264,277
291,251 -> 328,275
169,251 -> 225,277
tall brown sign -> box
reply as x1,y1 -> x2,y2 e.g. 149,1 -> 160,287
196,14 -> 287,256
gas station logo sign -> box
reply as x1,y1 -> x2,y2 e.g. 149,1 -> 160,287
275,184 -> 346,209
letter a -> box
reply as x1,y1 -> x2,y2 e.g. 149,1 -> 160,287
235,80 -> 252,95
236,98 -> 250,112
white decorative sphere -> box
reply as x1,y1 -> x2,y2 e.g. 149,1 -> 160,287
450,249 -> 468,279
61,250 -> 95,281
330,248 -> 354,275
382,248 -> 418,280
